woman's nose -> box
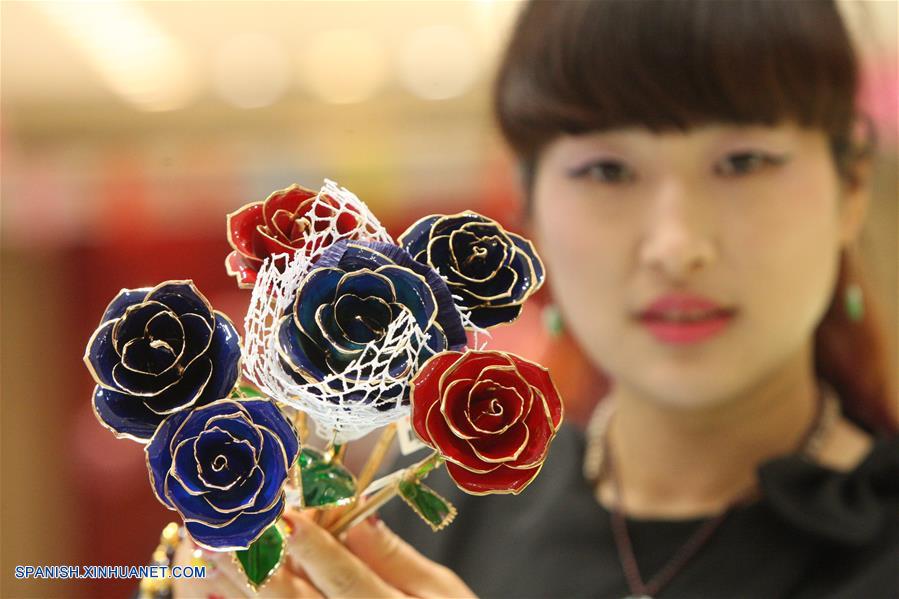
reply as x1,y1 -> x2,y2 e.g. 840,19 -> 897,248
638,184 -> 717,282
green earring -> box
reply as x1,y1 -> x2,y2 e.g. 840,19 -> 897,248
845,283 -> 864,322
542,303 -> 565,338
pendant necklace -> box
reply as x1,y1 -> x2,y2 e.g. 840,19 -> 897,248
583,385 -> 838,599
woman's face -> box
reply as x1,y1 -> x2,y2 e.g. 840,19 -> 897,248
532,123 -> 865,409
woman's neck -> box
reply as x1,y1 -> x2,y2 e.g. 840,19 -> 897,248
599,342 -> 820,519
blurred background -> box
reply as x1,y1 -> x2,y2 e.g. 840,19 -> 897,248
1,1 -> 895,597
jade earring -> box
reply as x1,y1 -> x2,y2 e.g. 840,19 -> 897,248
542,303 -> 565,338
845,282 -> 864,322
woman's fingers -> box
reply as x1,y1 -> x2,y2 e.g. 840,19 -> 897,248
287,515 -> 402,598
171,536 -> 324,599
344,518 -> 476,598
171,539 -> 251,599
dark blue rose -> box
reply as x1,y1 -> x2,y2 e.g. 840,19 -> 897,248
398,212 -> 545,328
146,398 -> 300,550
277,239 -> 466,407
84,281 -> 241,442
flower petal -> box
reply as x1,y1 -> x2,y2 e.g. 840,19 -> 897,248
437,352 -> 511,397
121,337 -> 178,375
468,305 -> 522,329
145,410 -> 192,508
445,461 -> 540,495
171,437 -> 207,495
241,400 -> 300,465
424,399 -> 492,473
376,265 -> 436,331
277,315 -> 329,382
112,301 -> 169,354
439,377 -> 479,439
145,281 -> 214,324
409,351 -> 463,444
179,313 -> 214,367
100,287 -> 151,323
397,214 -> 440,259
467,421 -> 529,463
166,473 -> 236,525
227,202 -> 265,260
294,268 -> 343,346
193,429 -> 257,489
84,320 -> 123,390
225,251 -> 260,289
334,294 -> 392,344
144,358 -> 214,415
195,312 -> 242,404
112,357 -> 182,397
508,355 -> 563,429
262,184 -> 317,227
176,400 -> 252,443
508,232 -> 545,288
507,387 -> 556,469
184,495 -> 284,551
246,427 -> 290,510
92,385 -> 162,442
203,466 -> 264,513
335,270 -> 395,304
255,226 -> 299,258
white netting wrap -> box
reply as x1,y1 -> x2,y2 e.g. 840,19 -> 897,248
289,178 -> 394,261
243,250 -> 439,442
241,179 -> 494,442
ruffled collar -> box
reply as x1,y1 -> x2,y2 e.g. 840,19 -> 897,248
757,434 -> 899,546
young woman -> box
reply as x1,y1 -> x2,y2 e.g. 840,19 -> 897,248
172,1 -> 898,597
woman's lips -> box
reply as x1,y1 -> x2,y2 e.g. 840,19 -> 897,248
636,294 -> 737,345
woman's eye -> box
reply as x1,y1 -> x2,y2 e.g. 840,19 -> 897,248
568,160 -> 635,184
714,151 -> 788,177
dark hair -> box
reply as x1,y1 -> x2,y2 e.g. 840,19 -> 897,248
494,0 -> 896,435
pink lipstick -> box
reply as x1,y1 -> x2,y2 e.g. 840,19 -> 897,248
637,294 -> 736,345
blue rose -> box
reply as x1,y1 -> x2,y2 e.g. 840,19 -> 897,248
84,281 -> 241,442
277,239 -> 466,407
146,398 -> 300,550
398,212 -> 545,328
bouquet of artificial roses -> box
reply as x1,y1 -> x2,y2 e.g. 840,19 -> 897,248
84,180 -> 563,591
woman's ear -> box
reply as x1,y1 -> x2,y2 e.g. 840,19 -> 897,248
838,154 -> 871,247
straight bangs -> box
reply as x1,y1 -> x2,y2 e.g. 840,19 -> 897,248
494,0 -> 858,160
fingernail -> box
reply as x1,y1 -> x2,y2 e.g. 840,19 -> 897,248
281,514 -> 296,537
208,594 -> 225,599
366,513 -> 382,527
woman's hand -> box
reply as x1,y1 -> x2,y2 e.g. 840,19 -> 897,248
285,509 -> 476,598
170,532 -> 320,598
168,510 -> 475,598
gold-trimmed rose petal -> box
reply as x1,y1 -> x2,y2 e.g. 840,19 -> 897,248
438,377 -> 478,440
465,421 -> 529,464
424,399 -> 495,474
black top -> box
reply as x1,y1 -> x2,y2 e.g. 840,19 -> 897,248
381,424 -> 899,599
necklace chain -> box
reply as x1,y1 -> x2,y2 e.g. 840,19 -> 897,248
584,384 -> 840,598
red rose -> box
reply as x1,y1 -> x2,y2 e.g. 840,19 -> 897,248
225,184 -> 361,288
411,350 -> 563,495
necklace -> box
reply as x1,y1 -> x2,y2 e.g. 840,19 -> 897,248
583,384 -> 839,599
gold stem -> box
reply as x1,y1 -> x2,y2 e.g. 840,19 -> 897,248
327,452 -> 442,536
328,482 -> 397,537
355,423 -> 397,497
293,410 -> 308,445
329,443 -> 347,464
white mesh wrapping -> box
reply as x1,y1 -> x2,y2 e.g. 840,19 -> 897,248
289,178 -> 394,262
241,179 -> 493,442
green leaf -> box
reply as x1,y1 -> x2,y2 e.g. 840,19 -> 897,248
298,448 -> 357,508
231,383 -> 265,399
398,480 -> 457,531
234,524 -> 285,589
